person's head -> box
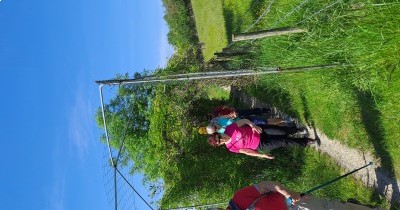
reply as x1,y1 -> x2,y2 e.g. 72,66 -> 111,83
207,133 -> 223,147
206,123 -> 220,134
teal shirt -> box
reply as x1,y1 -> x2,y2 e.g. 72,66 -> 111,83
216,117 -> 240,134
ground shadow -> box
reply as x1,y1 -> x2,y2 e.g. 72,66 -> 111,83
300,91 -> 312,126
221,2 -> 234,43
299,92 -> 321,145
188,98 -> 228,125
355,89 -> 400,208
231,85 -> 302,120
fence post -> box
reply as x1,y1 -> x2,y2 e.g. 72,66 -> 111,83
232,27 -> 306,42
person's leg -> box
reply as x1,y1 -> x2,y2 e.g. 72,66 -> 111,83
267,118 -> 285,125
248,116 -> 293,129
259,123 -> 309,138
247,116 -> 268,125
264,128 -> 287,135
257,133 -> 309,151
257,124 -> 298,135
265,124 -> 299,135
237,108 -> 271,117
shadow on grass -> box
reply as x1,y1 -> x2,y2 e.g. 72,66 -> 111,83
164,132 -> 307,207
300,91 -> 312,125
221,3 -> 234,43
299,91 -> 322,145
355,89 -> 400,208
188,98 -> 229,125
241,84 -> 302,120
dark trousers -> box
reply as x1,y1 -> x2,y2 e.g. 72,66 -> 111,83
256,125 -> 309,151
258,124 -> 299,135
237,108 -> 271,118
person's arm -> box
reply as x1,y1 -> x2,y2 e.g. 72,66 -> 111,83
254,181 -> 300,204
235,119 -> 262,133
218,112 -> 237,119
238,149 -> 274,159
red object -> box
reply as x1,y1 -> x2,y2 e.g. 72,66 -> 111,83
232,186 -> 287,210
212,105 -> 236,117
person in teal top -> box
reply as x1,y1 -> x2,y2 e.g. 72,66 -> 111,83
200,105 -> 305,136
206,116 -> 309,139
207,116 -> 290,135
209,117 -> 236,134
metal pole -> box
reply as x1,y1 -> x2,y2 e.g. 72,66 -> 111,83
233,28 -> 307,42
99,84 -> 115,166
95,64 -> 342,86
300,162 -> 373,197
114,167 -> 118,210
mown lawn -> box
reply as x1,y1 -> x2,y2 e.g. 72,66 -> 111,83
190,0 -> 400,208
191,0 -> 228,61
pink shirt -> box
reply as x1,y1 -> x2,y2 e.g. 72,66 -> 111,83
224,123 -> 260,153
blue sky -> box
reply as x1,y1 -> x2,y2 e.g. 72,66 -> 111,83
0,0 -> 173,209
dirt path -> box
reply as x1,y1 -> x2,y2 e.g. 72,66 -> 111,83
230,87 -> 400,208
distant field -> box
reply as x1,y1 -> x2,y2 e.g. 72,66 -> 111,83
191,0 -> 228,61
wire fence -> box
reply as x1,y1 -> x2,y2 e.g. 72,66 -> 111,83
100,86 -> 156,210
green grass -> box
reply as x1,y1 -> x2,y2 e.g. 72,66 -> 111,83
192,0 -> 400,177
162,134 -> 391,209
191,0 -> 229,61
188,0 -> 400,208
246,1 -> 400,179
202,84 -> 231,100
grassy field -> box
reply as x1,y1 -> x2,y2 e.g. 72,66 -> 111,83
190,0 -> 400,208
191,0 -> 229,61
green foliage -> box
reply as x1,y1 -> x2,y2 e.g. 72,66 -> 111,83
162,0 -> 197,54
161,139 -> 389,209
95,73 -> 157,178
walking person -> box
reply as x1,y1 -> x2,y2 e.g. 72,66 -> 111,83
207,119 -> 314,159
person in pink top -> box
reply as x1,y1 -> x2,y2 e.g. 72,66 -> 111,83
208,119 -> 315,159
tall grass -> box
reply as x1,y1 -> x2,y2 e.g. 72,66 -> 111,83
247,1 -> 400,179
188,0 -> 400,208
192,0 -> 400,178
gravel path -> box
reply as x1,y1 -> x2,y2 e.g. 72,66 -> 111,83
230,87 -> 400,208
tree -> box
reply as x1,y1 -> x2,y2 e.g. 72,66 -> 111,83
96,72 -> 158,179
